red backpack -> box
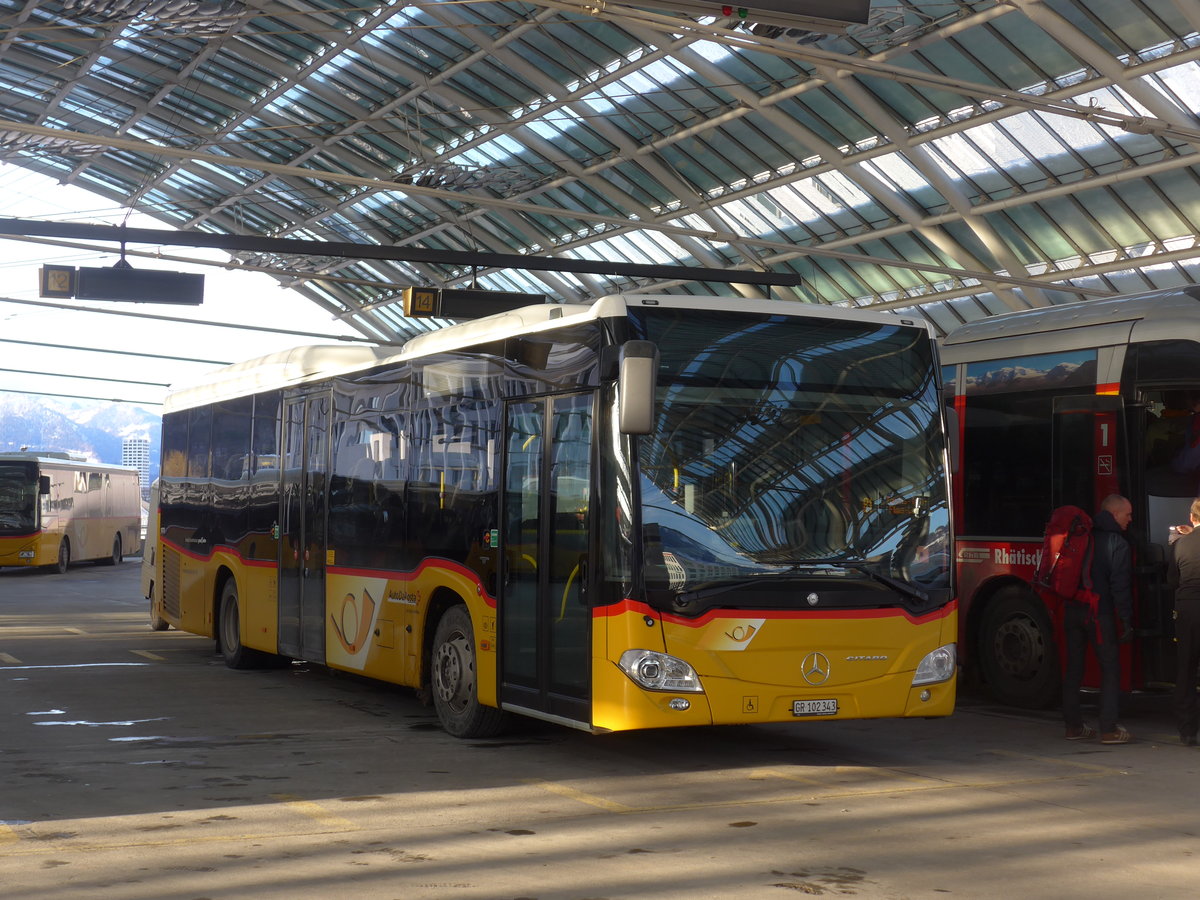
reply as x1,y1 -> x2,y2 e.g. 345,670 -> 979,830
1034,505 -> 1100,615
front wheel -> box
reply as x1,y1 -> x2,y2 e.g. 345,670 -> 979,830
431,606 -> 507,738
54,540 -> 70,575
978,587 -> 1060,709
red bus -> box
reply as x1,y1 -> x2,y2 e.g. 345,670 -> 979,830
941,287 -> 1200,706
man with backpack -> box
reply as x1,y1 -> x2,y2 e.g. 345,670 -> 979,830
1060,493 -> 1135,745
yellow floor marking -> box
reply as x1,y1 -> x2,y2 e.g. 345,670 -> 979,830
269,794 -> 357,830
130,650 -> 166,661
64,627 -> 85,635
0,653 -> 20,664
525,779 -> 635,813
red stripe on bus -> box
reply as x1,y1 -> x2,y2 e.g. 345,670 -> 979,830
160,538 -> 278,568
594,597 -> 956,627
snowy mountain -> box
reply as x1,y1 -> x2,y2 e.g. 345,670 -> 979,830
0,395 -> 161,481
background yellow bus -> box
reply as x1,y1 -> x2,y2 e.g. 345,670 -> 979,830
0,451 -> 142,573
149,295 -> 955,737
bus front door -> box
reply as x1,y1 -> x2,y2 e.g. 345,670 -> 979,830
279,393 -> 329,663
500,393 -> 594,727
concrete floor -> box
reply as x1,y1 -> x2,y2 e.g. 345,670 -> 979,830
0,562 -> 1196,899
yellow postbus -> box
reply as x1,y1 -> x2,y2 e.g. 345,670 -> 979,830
0,452 -> 142,573
149,294 -> 956,737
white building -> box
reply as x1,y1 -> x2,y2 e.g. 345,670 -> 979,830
122,437 -> 151,495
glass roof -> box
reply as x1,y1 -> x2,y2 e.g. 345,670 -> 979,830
0,0 -> 1198,340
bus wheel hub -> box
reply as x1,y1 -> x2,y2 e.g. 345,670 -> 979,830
994,616 -> 1042,677
434,636 -> 469,704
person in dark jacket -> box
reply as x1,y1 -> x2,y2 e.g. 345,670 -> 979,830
1167,498 -> 1200,746
1062,493 -> 1135,744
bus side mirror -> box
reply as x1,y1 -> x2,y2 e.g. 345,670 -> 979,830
39,475 -> 51,495
618,340 -> 658,435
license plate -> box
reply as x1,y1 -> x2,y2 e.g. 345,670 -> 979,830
793,698 -> 838,717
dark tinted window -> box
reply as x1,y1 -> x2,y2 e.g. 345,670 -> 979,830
187,407 -> 212,479
162,411 -> 188,479
961,349 -> 1097,537
211,397 -> 253,482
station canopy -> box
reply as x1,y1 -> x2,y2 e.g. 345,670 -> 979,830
0,0 -> 1198,343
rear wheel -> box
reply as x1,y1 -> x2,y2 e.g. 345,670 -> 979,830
98,535 -> 122,566
148,583 -> 169,631
431,605 -> 507,738
978,587 -> 1060,708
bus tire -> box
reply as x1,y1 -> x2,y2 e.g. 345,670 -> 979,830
54,539 -> 70,575
218,580 -> 268,669
431,605 -> 507,739
99,534 -> 122,566
149,584 -> 169,631
978,587 -> 1060,709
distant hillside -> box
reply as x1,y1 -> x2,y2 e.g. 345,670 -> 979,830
0,395 -> 161,481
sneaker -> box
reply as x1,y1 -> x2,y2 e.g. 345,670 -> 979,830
1064,725 -> 1096,740
1100,726 -> 1132,744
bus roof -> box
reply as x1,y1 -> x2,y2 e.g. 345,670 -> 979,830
0,452 -> 138,474
164,294 -> 932,413
941,287 -> 1200,360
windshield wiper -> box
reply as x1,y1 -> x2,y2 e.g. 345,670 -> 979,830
673,563 -> 848,606
831,562 -> 929,605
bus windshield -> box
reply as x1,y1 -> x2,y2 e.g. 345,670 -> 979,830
0,461 -> 39,535
630,309 -> 950,609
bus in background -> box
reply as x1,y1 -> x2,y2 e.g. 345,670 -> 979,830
941,287 -> 1200,707
0,451 -> 142,573
150,294 -> 955,737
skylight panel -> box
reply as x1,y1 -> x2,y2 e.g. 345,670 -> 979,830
951,121 -> 1027,169
861,152 -> 931,193
988,112 -> 1065,162
757,187 -> 819,228
1145,61 -> 1200,114
716,196 -> 780,237
928,131 -> 998,178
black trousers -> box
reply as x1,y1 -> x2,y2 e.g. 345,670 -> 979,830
1062,599 -> 1120,733
1175,600 -> 1200,739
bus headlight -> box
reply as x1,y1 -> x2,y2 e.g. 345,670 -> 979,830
912,643 -> 956,686
618,649 -> 703,692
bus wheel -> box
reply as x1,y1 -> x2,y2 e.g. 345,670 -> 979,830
54,540 -> 70,575
99,535 -> 122,566
978,587 -> 1060,709
431,606 -> 507,739
219,580 -> 265,669
149,584 -> 169,631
